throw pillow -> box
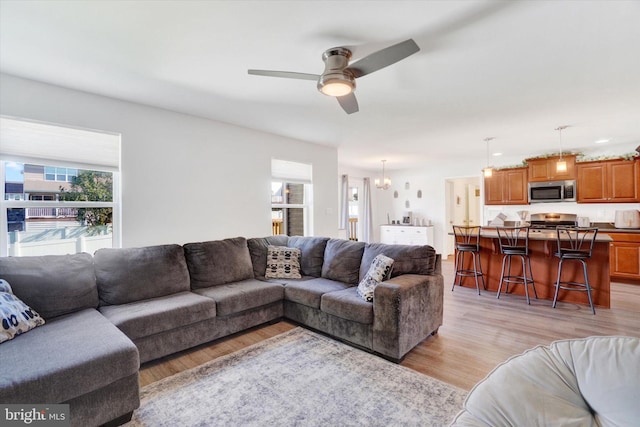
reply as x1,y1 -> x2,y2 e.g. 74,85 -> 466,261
0,279 -> 45,344
357,254 -> 394,302
265,246 -> 302,279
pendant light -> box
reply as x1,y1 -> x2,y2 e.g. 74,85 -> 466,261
555,125 -> 569,173
483,137 -> 495,177
375,160 -> 391,190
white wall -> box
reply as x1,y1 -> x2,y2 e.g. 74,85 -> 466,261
373,158 -> 484,255
0,74 -> 339,248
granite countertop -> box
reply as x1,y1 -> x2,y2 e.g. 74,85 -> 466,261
591,222 -> 640,233
382,223 -> 434,227
479,228 -> 613,242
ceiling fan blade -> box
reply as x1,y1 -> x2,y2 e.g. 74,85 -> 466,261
248,70 -> 319,81
347,39 -> 420,78
337,93 -> 359,114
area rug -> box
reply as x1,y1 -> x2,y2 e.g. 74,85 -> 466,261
126,327 -> 466,427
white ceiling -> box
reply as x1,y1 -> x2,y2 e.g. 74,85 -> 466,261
1,0 -> 639,171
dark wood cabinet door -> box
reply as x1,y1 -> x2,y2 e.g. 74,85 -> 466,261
578,159 -> 639,203
527,159 -> 551,182
484,168 -> 528,205
577,162 -> 607,202
609,160 -> 639,201
504,168 -> 528,204
610,241 -> 640,281
527,155 -> 576,182
484,172 -> 504,205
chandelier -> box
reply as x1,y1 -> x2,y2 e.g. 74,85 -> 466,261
375,160 -> 391,190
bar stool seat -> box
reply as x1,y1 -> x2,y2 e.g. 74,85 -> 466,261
452,225 -> 486,295
496,225 -> 537,304
553,227 -> 598,315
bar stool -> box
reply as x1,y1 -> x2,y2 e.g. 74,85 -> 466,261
496,225 -> 537,304
553,226 -> 598,315
452,225 -> 486,295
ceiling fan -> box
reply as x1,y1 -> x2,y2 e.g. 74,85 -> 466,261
248,39 -> 420,114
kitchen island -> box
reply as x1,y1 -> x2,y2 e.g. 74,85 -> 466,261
455,228 -> 613,308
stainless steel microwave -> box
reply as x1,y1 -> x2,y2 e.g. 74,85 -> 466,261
528,180 -> 576,203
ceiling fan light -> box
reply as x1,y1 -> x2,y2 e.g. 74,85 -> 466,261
320,81 -> 353,97
318,72 -> 355,97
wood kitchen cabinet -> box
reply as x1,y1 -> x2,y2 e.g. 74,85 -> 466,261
577,158 -> 639,203
484,167 -> 528,205
527,154 -> 577,182
607,232 -> 640,283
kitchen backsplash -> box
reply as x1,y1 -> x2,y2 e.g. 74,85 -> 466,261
484,202 -> 639,225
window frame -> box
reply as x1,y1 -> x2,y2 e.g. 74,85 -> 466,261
271,180 -> 312,237
0,117 -> 121,257
1,162 -> 120,257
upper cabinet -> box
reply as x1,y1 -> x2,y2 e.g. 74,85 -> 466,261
484,167 -> 528,205
527,154 -> 577,182
577,158 -> 640,203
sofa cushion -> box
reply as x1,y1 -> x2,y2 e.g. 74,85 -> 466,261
0,308 -> 139,405
193,279 -> 284,316
321,239 -> 366,284
451,336 -> 640,427
184,237 -> 255,288
95,244 -> 190,306
357,254 -> 394,302
321,287 -> 373,324
284,277 -> 351,309
265,246 -> 302,279
359,243 -> 437,281
287,236 -> 329,277
0,279 -> 45,343
0,253 -> 98,319
247,235 -> 290,279
99,291 -> 216,340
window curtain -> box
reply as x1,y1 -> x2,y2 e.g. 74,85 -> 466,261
339,174 -> 349,230
362,177 -> 373,243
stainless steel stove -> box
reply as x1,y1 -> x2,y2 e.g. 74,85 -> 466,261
529,213 -> 577,231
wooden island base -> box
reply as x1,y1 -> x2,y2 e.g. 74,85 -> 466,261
455,235 -> 611,308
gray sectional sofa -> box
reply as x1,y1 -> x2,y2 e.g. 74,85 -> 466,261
0,236 -> 443,427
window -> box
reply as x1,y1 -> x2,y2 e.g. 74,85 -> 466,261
271,159 -> 312,236
0,117 -> 120,257
44,166 -> 77,182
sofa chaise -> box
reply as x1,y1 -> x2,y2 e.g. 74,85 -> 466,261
0,236 -> 444,427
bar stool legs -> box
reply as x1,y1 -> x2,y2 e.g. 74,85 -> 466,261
553,227 -> 598,315
553,257 -> 596,315
496,254 -> 537,304
453,249 -> 486,295
452,225 -> 486,295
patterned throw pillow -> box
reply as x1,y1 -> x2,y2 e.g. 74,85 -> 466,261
357,254 -> 394,302
265,246 -> 302,279
0,279 -> 45,344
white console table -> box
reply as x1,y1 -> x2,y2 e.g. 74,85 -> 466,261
380,225 -> 434,246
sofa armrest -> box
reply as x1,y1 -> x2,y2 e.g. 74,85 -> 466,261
372,273 -> 444,361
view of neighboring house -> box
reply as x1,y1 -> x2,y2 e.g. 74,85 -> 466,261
6,163 -> 80,233
3,161 -> 113,256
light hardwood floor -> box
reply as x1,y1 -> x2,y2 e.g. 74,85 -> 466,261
139,259 -> 640,391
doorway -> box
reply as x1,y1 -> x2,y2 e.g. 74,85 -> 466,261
445,177 -> 481,257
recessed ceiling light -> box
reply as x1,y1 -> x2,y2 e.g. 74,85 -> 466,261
595,139 -> 609,144
492,152 -> 502,156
